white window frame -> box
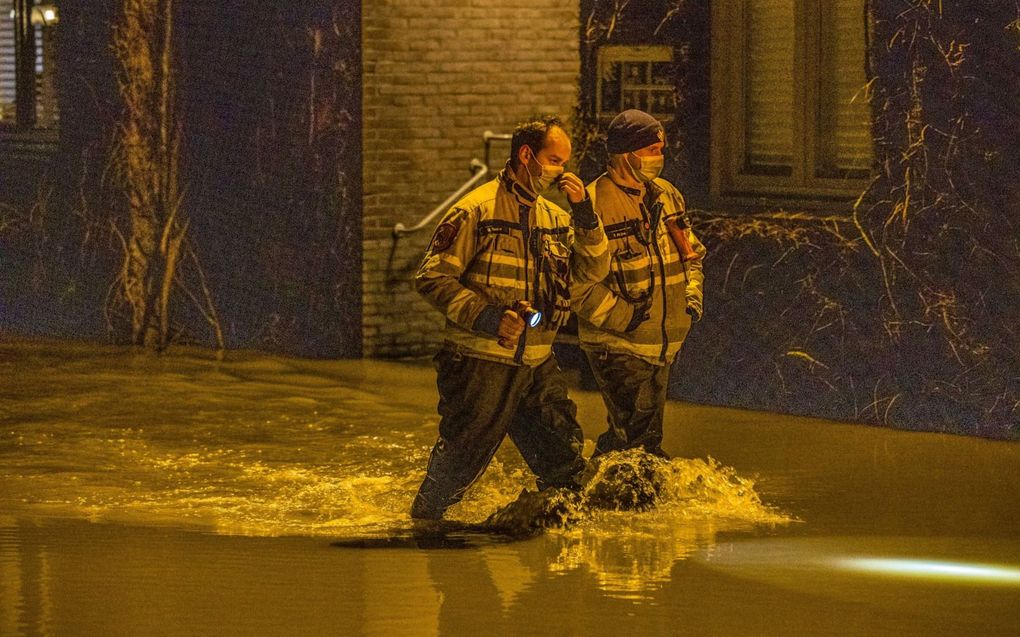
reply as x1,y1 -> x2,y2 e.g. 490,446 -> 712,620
710,0 -> 873,203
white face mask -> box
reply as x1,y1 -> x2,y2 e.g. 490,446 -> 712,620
626,153 -> 663,182
636,154 -> 660,181
526,149 -> 564,193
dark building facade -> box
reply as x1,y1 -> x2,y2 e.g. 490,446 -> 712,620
1,1 -> 1017,436
1,0 -> 362,357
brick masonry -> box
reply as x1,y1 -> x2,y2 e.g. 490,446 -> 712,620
361,0 -> 581,357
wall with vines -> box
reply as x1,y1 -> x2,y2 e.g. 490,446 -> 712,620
577,0 -> 1019,437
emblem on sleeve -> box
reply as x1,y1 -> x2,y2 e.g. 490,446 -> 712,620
430,222 -> 460,252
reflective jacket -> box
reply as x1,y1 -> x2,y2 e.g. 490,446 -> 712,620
416,166 -> 610,366
573,173 -> 705,366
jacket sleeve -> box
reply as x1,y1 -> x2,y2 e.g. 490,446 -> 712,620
667,187 -> 706,318
569,184 -> 634,333
683,228 -> 706,318
568,198 -> 610,289
571,279 -> 637,333
414,206 -> 492,331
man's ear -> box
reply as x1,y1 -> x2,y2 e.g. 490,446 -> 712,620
518,144 -> 533,167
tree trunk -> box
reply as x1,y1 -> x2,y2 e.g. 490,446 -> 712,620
113,0 -> 186,350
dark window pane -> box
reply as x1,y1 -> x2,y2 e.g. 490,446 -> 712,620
744,0 -> 795,175
0,7 -> 16,123
600,61 -> 621,115
816,0 -> 871,178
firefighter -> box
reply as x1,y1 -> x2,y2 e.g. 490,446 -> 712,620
411,115 -> 610,520
573,109 -> 706,458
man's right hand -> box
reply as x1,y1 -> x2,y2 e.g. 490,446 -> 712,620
496,309 -> 526,349
557,172 -> 587,204
624,298 -> 652,333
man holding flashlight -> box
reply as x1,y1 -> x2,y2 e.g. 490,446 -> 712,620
573,109 -> 706,459
411,115 -> 609,520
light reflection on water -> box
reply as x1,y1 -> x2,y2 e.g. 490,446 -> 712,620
837,557 -> 1020,583
2,340 -> 1019,635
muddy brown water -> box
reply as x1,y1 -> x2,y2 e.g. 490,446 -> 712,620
1,341 -> 1018,635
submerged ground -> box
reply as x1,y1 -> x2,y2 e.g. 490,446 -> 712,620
1,339 -> 1018,635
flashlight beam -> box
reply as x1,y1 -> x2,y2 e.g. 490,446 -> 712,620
836,558 -> 1020,584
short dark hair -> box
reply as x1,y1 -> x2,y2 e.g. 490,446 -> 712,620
509,115 -> 565,169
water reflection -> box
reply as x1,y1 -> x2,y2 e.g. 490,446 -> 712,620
548,522 -> 706,599
533,451 -> 791,600
2,341 -> 1019,635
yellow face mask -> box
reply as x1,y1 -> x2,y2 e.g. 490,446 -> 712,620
526,148 -> 564,193
624,153 -> 663,182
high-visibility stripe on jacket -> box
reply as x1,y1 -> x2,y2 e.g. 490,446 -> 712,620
416,166 -> 610,366
572,173 -> 705,366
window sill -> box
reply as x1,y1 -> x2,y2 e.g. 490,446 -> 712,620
0,128 -> 59,163
706,191 -> 865,215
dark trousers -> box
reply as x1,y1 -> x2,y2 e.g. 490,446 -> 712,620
411,349 -> 587,520
585,350 -> 671,458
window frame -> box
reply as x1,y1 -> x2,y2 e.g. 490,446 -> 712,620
710,0 -> 873,204
596,44 -> 675,124
0,0 -> 58,141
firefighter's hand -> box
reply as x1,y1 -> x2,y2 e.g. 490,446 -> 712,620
624,298 -> 653,333
496,309 -> 526,349
686,301 -> 703,322
557,172 -> 587,204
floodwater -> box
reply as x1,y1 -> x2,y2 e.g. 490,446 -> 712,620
1,340 -> 1018,636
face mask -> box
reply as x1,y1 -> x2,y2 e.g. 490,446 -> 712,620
627,153 -> 663,182
637,154 -> 664,181
526,149 -> 564,193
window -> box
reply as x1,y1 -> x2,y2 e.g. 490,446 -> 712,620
711,0 -> 872,200
1,1 -> 59,132
597,45 -> 675,122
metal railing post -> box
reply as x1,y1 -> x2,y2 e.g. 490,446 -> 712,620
392,130 -> 512,239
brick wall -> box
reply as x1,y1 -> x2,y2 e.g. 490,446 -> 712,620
361,1 -> 581,357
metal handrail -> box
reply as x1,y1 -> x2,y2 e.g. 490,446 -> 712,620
392,159 -> 488,237
482,130 -> 512,167
392,130 -> 512,238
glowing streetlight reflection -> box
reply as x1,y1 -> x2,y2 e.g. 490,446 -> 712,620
29,4 -> 59,26
837,558 -> 1020,584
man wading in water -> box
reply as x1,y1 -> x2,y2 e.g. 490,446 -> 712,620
573,109 -> 706,459
411,115 -> 610,520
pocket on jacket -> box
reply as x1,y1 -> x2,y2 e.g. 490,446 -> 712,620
613,250 -> 651,300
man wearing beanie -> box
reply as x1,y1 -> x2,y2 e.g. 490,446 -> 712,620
410,115 -> 610,520
572,109 -> 705,458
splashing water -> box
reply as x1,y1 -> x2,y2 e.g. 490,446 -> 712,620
1,340 -> 794,600
4,418 -> 787,540
480,449 -> 790,538
461,449 -> 792,598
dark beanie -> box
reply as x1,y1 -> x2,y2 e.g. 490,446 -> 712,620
606,109 -> 664,154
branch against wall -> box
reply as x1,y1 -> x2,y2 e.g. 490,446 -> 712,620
852,0 -> 1020,431
110,0 -> 221,351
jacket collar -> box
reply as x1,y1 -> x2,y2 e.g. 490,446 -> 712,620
605,170 -> 644,198
500,162 -> 538,207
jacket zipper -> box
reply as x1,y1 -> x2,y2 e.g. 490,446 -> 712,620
514,204 -> 530,365
645,204 -> 670,363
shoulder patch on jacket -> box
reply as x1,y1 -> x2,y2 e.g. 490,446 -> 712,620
430,221 -> 460,252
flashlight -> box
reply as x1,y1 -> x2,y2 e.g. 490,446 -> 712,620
513,301 -> 542,328
498,302 -> 543,349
